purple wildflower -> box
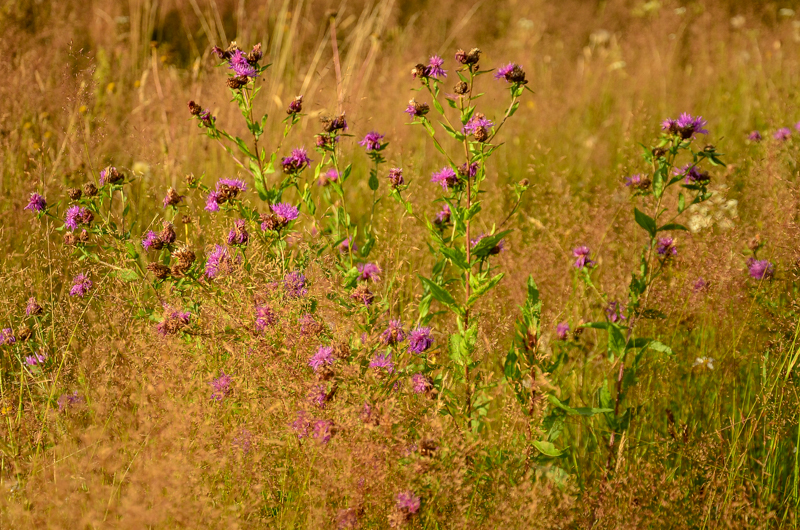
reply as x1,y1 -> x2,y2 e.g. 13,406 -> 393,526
350,284 -> 375,306
291,410 -> 311,439
748,130 -> 762,142
624,174 -> 646,187
24,193 -> 46,213
64,205 -> 92,231
339,237 -> 357,254
198,109 -> 215,128
747,258 -> 774,280
227,219 -> 249,246
287,95 -> 303,114
281,148 -> 312,173
606,301 -> 626,323
357,263 -> 382,282
434,204 -> 451,226
470,233 -> 506,254
428,55 -> 447,78
155,310 -> 191,335
205,245 -> 229,278
69,273 -> 93,298
494,63 -> 527,84
404,99 -> 429,118
359,131 -> 385,151
141,230 -> 162,250
57,391 -> 83,412
674,164 -> 710,184
775,128 -> 792,141
370,352 -> 394,373
25,352 -> 47,366
408,326 -> 433,354
412,373 -> 432,394
0,328 -> 16,346
388,167 -> 404,189
693,277 -> 709,293
431,167 -> 459,190
556,322 -> 570,340
396,491 -> 421,514
255,305 -> 276,331
309,346 -> 335,373
318,168 -> 339,186
381,320 -> 406,345
360,402 -> 374,423
229,49 -> 257,78
312,419 -> 334,443
210,372 -> 233,401
272,203 -> 299,223
675,113 -> 709,136
573,247 -> 595,269
656,237 -> 677,256
205,178 -> 247,212
26,297 -> 43,316
463,114 -> 494,135
284,271 -> 308,298
309,384 -> 329,408
459,161 -> 479,180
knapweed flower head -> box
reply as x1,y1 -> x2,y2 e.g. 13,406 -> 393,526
318,168 -> 339,186
463,113 -> 494,141
359,131 -> 385,151
99,166 -> 123,186
25,352 -> 47,367
205,178 -> 247,212
69,273 -> 93,298
459,161 -> 480,180
57,391 -> 83,412
255,304 -> 276,331
407,326 -> 433,354
494,62 -> 527,84
312,419 -> 334,443
624,174 -> 651,190
24,193 -> 46,213
606,301 -> 626,323
747,258 -> 774,280
284,271 -> 308,298
156,310 -> 190,336
428,55 -> 447,77
656,237 -> 677,256
163,187 -> 184,207
748,130 -> 762,142
455,47 -> 482,65
412,373 -> 432,394
434,204 -> 451,227
556,321 -> 570,340
261,202 -> 299,232
205,244 -> 235,278
281,148 -> 312,173
64,205 -> 93,231
431,166 -> 459,190
381,320 -> 406,345
309,384 -> 329,408
141,230 -> 163,251
26,297 -> 43,316
227,219 -> 249,246
573,247 -> 595,269
321,113 -> 348,133
0,328 -> 16,346
693,277 -> 710,293
387,167 -> 404,189
369,352 -> 394,373
357,263 -> 382,282
232,428 -> 253,455
396,491 -> 421,514
228,49 -> 257,78
350,284 -> 375,306
775,127 -> 791,141
210,372 -> 233,401
405,99 -> 429,118
291,410 -> 311,439
159,222 -> 176,245
309,346 -> 335,373
662,113 -> 708,139
675,164 -> 710,184
287,95 -> 303,114
339,237 -> 357,254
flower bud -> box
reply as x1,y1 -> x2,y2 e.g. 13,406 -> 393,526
454,81 -> 469,95
67,187 -> 82,201
147,262 -> 170,280
226,76 -> 248,90
188,100 -> 202,116
287,95 -> 303,115
83,183 -> 98,197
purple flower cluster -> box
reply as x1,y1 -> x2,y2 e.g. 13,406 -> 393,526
26,297 -> 43,316
0,328 -> 15,346
155,310 -> 191,335
24,193 -> 46,213
661,113 -> 709,139
308,346 -> 334,373
25,352 -> 47,367
434,204 -> 451,227
556,322 -> 570,340
205,178 -> 247,212
211,372 -> 233,401
357,263 -> 381,282
606,301 -> 626,323
407,326 -> 433,354
412,373 -> 432,394
431,167 -> 459,190
381,320 -> 406,345
573,246 -> 595,269
656,237 -> 677,256
674,164 -> 710,184
747,258 -> 774,280
775,128 -> 792,141
404,99 -> 429,118
284,271 -> 308,298
318,168 -> 339,186
255,304 -> 276,332
359,131 -> 385,151
142,230 -> 162,250
748,131 -> 762,142
463,114 -> 494,135
369,352 -> 394,373
229,49 -> 257,78
339,237 -> 357,254
281,148 -> 312,173
57,391 -> 83,412
227,219 -> 249,246
65,205 -> 93,231
69,273 -> 93,298
396,491 -> 421,514
205,244 -> 234,278
387,167 -> 404,189
494,63 -> 527,84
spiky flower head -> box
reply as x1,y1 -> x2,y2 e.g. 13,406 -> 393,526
287,95 -> 303,115
431,167 -> 459,190
25,352 -> 47,367
321,113 -> 348,133
69,273 -> 93,298
205,178 -> 247,212
64,205 -> 93,231
408,326 -> 433,354
318,168 -> 339,187
463,113 -> 494,136
99,166 -> 123,186
396,491 -> 421,514
458,161 -> 480,180
210,372 -> 233,401
404,99 -> 429,118
775,127 -> 792,141
350,284 -> 375,306
455,47 -> 482,65
674,164 -> 710,184
357,263 -> 382,282
434,204 -> 451,227
255,304 -> 276,332
369,352 -> 394,373
556,321 -> 570,340
662,113 -> 708,139
163,187 -> 184,208
156,310 -> 191,335
284,271 -> 308,298
309,346 -> 335,373
281,148 -> 312,173
427,55 -> 447,78
381,320 -> 406,345
494,63 -> 527,84
747,258 -> 774,280
748,130 -> 762,142
205,244 -> 234,278
26,297 -> 43,317
227,219 -> 249,246
141,230 -> 163,251
24,193 -> 46,213
359,131 -> 385,151
388,167 -> 404,189
339,237 -> 357,254
656,237 -> 677,256
573,246 -> 595,269
412,373 -> 432,394
159,221 -> 176,245
624,174 -> 651,190
229,49 -> 257,78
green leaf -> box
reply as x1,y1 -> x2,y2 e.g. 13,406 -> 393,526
648,340 -> 673,355
634,208 -> 656,237
440,246 -> 469,270
115,268 -> 139,282
607,324 -> 626,361
440,121 -> 465,141
419,276 -> 464,316
532,440 -> 563,458
657,223 -> 688,232
678,192 -> 686,213
471,230 -> 511,259
467,272 -> 504,307
368,169 -> 379,191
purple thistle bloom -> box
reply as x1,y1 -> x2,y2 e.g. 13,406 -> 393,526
232,428 -> 253,455
211,372 -> 233,401
155,310 -> 191,335
674,164 -> 710,184
656,237 -> 677,256
408,326 -> 433,354
339,237 -> 357,254
205,244 -> 233,278
69,273 -> 93,298
359,131 -> 385,151
24,193 -> 46,213
291,410 -> 311,439
229,49 -> 257,78
459,161 -> 479,179
606,301 -> 626,323
25,352 -> 47,366
624,174 -> 645,187
309,346 -> 334,372
64,205 -> 92,231
205,191 -> 221,212
369,352 -> 394,373
281,148 -> 312,173
573,246 -> 595,269
309,384 -> 328,408
661,118 -> 676,131
747,258 -> 774,280
227,219 -> 249,246
463,115 -> 494,135
396,491 -> 421,514
312,419 -> 334,443
434,204 -> 451,226
495,63 -> 516,80
318,168 -> 339,186
163,187 -> 184,207
556,322 -> 570,340
141,230 -> 161,250
748,130 -> 762,142
271,203 -> 299,223
26,297 -> 42,317
205,178 -> 247,212
404,99 -> 429,118
675,113 -> 708,135
693,277 -> 709,293
381,320 -> 406,345
387,167 -> 404,189
431,167 -> 459,190
0,328 -> 16,346
255,304 -> 276,332
357,263 -> 382,282
57,391 -> 83,412
284,271 -> 308,298
428,55 -> 447,78
412,373 -> 431,394
775,128 -> 792,141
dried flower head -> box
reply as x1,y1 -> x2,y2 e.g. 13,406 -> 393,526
159,222 -> 176,245
100,166 -> 123,186
163,187 -> 184,208
67,187 -> 82,201
205,178 -> 247,212
156,310 -> 191,335
455,47 -> 481,65
321,113 -> 348,133
188,100 -> 202,115
147,262 -> 170,280
624,174 -> 651,190
404,99 -> 429,118
171,247 -> 196,277
350,284 -> 375,306
284,271 -> 308,298
141,230 -> 164,251
255,304 -> 276,332
495,63 -> 527,84
26,297 -> 43,317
